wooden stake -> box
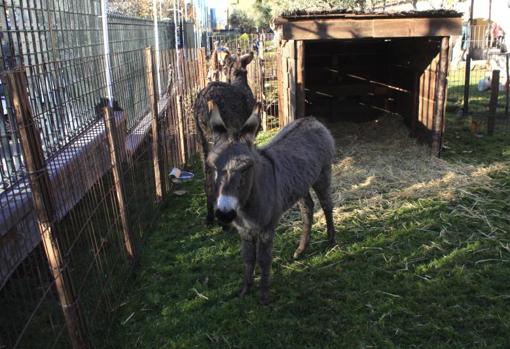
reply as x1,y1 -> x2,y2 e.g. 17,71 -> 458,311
488,69 -> 500,136
103,105 -> 136,260
144,47 -> 164,202
198,48 -> 207,88
5,70 -> 89,349
296,40 -> 306,118
176,94 -> 187,165
432,37 -> 449,156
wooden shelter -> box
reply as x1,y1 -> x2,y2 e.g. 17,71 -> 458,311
274,10 -> 462,155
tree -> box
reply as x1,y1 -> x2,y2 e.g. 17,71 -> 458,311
253,0 -> 273,31
108,0 -> 152,17
229,9 -> 257,32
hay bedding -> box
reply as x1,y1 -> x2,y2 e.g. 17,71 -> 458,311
280,115 -> 503,228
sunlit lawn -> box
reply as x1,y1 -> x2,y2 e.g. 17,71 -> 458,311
107,117 -> 510,348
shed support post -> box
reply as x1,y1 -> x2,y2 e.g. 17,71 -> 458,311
296,40 -> 306,118
5,70 -> 89,349
144,47 -> 165,202
432,37 -> 449,156
103,106 -> 136,260
488,69 -> 500,136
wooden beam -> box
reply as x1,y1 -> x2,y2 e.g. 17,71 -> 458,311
103,105 -> 136,260
431,37 -> 449,156
296,40 -> 306,118
280,17 -> 462,41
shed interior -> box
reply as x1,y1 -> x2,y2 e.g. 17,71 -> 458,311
305,37 -> 442,142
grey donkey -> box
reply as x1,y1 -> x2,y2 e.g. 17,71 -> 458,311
194,52 -> 256,224
207,103 -> 337,304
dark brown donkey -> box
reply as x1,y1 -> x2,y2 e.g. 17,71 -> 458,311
194,52 -> 256,224
207,104 -> 337,304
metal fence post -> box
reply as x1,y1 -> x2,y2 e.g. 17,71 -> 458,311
462,0 -> 475,116
144,47 -> 165,202
101,0 -> 114,106
488,69 -> 500,136
5,70 -> 90,349
152,0 -> 162,96
102,106 -> 136,260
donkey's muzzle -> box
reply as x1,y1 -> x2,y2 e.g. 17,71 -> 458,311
215,209 -> 237,224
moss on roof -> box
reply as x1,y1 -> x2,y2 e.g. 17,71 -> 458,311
277,9 -> 462,20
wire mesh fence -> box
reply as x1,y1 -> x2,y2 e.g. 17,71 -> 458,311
448,38 -> 509,135
0,0 -> 207,347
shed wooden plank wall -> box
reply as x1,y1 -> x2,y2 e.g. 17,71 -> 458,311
276,14 -> 459,155
278,40 -> 297,125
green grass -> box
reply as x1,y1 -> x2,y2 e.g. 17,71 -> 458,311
107,117 -> 510,348
447,66 -> 509,116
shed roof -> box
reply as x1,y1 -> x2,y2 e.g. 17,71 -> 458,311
274,10 -> 462,41
277,9 -> 462,20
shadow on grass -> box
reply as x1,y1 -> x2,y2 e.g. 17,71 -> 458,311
107,156 -> 510,348
442,112 -> 510,164
447,83 -> 509,117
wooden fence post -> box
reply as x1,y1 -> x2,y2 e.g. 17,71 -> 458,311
5,70 -> 89,349
176,50 -> 187,165
488,69 -> 500,136
260,59 -> 268,131
198,48 -> 207,88
103,105 -> 136,260
432,37 -> 449,156
144,47 -> 164,202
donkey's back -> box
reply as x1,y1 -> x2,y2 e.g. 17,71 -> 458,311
261,117 -> 335,213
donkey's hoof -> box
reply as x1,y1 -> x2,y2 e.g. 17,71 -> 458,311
239,284 -> 252,297
205,215 -> 215,226
293,247 -> 305,259
259,290 -> 270,305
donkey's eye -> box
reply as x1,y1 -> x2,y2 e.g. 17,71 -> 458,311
239,164 -> 252,173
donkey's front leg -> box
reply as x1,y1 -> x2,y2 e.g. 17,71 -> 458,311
257,236 -> 274,305
240,238 -> 256,297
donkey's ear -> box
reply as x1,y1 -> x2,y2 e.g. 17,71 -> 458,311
222,50 -> 232,64
240,103 -> 261,142
240,52 -> 254,68
208,101 -> 226,136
